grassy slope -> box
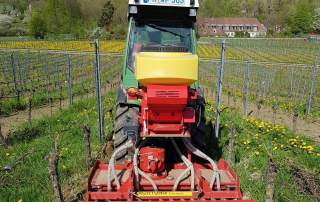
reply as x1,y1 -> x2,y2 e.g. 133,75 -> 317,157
0,94 -> 319,202
0,92 -> 115,202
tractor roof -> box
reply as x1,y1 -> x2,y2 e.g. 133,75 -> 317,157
129,0 -> 199,8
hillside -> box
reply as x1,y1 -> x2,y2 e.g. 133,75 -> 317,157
0,0 -> 319,38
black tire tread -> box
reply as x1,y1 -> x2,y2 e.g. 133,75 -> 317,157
113,105 -> 139,161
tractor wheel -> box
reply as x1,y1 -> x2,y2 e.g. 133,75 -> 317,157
113,105 -> 139,161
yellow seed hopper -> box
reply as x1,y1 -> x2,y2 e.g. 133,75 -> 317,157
135,52 -> 198,86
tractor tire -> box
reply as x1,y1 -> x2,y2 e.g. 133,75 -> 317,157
113,105 -> 139,161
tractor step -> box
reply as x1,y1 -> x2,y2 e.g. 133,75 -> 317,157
84,160 -> 254,202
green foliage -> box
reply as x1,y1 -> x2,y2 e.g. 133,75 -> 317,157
29,11 -> 47,39
313,8 -> 320,33
235,31 -> 251,38
8,123 -> 44,144
98,0 -> 115,29
199,0 -> 317,36
3,0 -> 28,14
0,98 -> 27,116
289,0 -> 314,35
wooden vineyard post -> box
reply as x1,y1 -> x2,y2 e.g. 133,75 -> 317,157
272,103 -> 278,126
59,85 -> 62,111
306,62 -> 317,116
28,96 -> 32,124
292,109 -> 299,133
233,90 -> 237,108
265,158 -> 277,202
243,61 -> 250,116
227,127 -> 236,165
48,145 -> 64,202
50,97 -> 53,117
256,87 -> 263,119
11,52 -> 20,103
83,126 -> 92,170
0,122 -> 6,147
288,67 -> 294,98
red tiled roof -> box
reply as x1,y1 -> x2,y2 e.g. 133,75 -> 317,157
197,17 -> 267,32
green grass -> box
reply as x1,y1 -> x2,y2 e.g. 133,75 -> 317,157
206,100 -> 320,201
0,94 -> 319,202
0,92 -> 116,202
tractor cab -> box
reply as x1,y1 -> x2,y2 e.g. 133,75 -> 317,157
122,0 -> 199,91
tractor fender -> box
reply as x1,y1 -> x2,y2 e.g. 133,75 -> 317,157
116,86 -> 127,106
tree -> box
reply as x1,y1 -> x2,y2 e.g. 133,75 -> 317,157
313,8 -> 320,33
98,0 -> 114,29
29,11 -> 47,39
290,0 -> 313,35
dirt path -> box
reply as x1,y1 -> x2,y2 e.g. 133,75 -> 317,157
223,95 -> 320,144
0,94 -> 94,138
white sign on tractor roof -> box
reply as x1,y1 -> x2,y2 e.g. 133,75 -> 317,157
129,0 -> 199,8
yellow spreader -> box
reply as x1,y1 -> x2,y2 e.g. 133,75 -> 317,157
135,52 -> 198,86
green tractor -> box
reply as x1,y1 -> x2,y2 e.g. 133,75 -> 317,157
114,0 -> 204,161
83,1 -> 254,201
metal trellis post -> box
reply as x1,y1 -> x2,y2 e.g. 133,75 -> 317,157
67,54 -> 73,105
215,40 -> 226,138
243,61 -> 250,116
94,39 -> 105,143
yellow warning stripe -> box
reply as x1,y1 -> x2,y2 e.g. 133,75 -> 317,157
137,191 -> 193,198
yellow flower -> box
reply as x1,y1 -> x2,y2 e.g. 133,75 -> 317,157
6,153 -> 10,156
273,147 -> 278,151
305,146 -> 314,152
18,199 -> 23,202
317,153 -> 320,157
254,151 -> 260,155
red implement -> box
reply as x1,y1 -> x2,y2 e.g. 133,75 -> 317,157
84,160 -> 254,202
83,85 -> 255,202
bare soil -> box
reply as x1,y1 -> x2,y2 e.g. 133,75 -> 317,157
0,93 -> 94,138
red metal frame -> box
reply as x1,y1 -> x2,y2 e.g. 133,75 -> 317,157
82,85 -> 255,202
140,85 -> 196,137
84,160 -> 254,202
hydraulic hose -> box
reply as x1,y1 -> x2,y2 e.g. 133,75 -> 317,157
182,138 -> 221,191
170,138 -> 195,191
107,141 -> 133,191
133,140 -> 158,191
